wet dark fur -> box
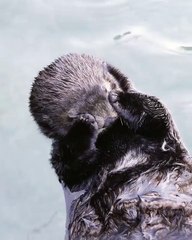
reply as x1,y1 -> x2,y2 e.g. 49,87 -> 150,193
29,54 -> 192,239
56,90 -> 192,239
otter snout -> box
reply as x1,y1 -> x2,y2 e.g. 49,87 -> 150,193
95,116 -> 105,129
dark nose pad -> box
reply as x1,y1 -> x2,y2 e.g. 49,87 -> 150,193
104,116 -> 117,128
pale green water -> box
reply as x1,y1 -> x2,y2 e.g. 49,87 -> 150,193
0,0 -> 192,239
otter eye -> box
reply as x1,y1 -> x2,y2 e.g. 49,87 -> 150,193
111,82 -> 117,89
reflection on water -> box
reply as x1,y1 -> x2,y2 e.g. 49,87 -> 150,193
114,26 -> 192,54
73,0 -> 128,7
1,0 -> 192,239
114,31 -> 132,40
181,46 -> 192,51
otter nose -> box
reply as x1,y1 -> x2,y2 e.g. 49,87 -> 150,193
95,116 -> 105,129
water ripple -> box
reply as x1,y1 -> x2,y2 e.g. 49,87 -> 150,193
73,0 -> 128,8
180,46 -> 192,51
113,26 -> 192,54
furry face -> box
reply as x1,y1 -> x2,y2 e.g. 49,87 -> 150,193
29,54 -> 131,138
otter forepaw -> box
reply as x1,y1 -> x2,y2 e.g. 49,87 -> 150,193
108,90 -> 120,104
108,90 -> 123,113
77,113 -> 98,130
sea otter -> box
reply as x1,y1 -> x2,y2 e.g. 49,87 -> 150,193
64,90 -> 192,240
29,53 -> 192,239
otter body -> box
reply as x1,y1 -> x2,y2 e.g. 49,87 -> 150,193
29,54 -> 192,239
29,53 -> 130,138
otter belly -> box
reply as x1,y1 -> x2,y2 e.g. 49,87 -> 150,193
61,184 -> 85,239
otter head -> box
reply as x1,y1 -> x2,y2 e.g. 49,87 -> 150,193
66,64 -> 133,131
67,84 -> 118,130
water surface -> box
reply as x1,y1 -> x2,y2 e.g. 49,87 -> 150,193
1,0 -> 192,239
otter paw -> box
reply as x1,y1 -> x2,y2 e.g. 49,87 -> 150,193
108,90 -> 120,103
77,113 -> 98,130
108,90 -> 123,113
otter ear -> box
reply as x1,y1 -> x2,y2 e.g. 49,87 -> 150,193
68,108 -> 78,118
107,64 -> 132,92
